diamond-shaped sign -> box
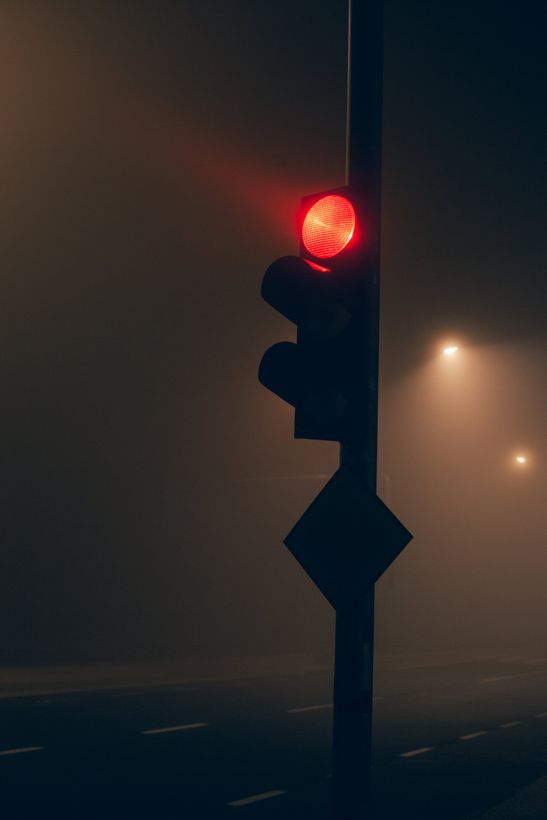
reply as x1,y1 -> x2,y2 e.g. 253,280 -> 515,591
284,464 -> 412,612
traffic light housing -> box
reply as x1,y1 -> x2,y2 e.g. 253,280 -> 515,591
259,185 -> 378,444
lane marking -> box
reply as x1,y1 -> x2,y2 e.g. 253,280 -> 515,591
287,703 -> 332,714
459,731 -> 488,741
0,746 -> 44,757
499,721 -> 522,728
141,722 -> 208,735
535,712 -> 547,718
400,746 -> 435,758
228,790 -> 286,807
480,671 -> 547,684
242,475 -> 329,482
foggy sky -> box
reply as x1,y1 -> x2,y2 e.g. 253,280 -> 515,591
0,1 -> 545,663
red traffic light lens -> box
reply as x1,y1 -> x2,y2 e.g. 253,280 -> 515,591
301,195 -> 356,259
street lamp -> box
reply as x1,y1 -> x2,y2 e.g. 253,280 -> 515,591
442,345 -> 459,357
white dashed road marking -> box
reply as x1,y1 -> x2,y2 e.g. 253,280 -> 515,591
480,671 -> 546,684
228,790 -> 286,807
287,703 -> 332,714
141,722 -> 208,735
499,721 -> 522,728
459,731 -> 488,741
400,747 -> 435,758
0,746 -> 44,757
535,712 -> 547,719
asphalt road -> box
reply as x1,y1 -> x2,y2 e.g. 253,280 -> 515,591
1,653 -> 547,819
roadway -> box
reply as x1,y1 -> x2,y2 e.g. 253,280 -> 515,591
1,652 -> 547,819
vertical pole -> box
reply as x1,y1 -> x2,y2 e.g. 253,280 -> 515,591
332,1 -> 383,818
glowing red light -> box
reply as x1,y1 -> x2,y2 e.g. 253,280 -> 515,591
301,195 -> 356,259
305,260 -> 331,273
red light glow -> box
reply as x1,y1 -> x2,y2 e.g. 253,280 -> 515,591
301,195 -> 356,259
305,260 -> 331,273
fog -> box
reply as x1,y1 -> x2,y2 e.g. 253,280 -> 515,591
376,341 -> 546,655
0,1 -> 544,666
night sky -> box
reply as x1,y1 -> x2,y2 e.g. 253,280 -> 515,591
0,1 -> 545,664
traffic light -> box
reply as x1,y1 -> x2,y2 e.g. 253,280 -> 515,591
259,185 -> 377,443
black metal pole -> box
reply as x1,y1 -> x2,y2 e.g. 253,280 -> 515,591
332,1 -> 383,818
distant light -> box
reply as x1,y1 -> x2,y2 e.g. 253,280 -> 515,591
443,346 -> 459,357
515,455 -> 527,464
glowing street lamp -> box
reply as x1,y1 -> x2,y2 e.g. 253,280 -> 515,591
515,455 -> 527,465
443,345 -> 459,357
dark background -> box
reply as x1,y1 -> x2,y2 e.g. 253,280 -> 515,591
1,0 -> 545,664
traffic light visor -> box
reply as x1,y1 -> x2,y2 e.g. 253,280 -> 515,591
301,195 -> 356,259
